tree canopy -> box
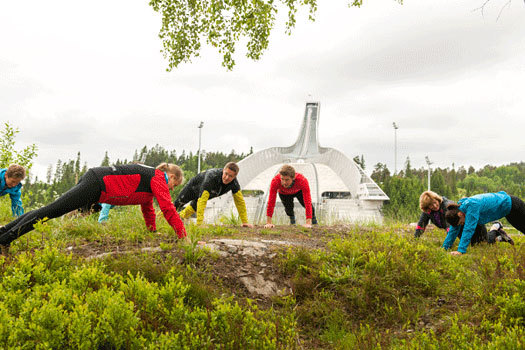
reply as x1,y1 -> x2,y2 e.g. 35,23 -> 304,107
149,0 -> 382,70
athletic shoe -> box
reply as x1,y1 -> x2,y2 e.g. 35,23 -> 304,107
289,216 -> 296,225
498,228 -> 514,245
489,221 -> 503,232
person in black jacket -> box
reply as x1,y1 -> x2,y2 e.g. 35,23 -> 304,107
415,191 -> 487,244
174,162 -> 253,227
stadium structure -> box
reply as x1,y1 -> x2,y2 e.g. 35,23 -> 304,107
202,102 -> 389,224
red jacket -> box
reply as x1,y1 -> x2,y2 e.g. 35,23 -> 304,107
93,164 -> 186,238
266,173 -> 313,219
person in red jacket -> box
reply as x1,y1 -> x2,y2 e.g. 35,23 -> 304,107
264,164 -> 317,228
0,163 -> 187,251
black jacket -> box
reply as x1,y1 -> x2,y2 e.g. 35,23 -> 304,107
415,196 -> 451,237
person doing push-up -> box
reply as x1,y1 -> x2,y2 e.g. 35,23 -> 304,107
175,162 -> 252,227
0,163 -> 187,252
264,164 -> 317,228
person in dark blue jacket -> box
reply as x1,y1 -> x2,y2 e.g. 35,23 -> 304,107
443,191 -> 525,255
0,164 -> 26,217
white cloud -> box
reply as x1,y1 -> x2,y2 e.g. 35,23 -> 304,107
1,0 -> 524,180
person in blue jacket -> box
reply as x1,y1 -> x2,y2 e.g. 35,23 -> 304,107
443,191 -> 525,255
0,164 -> 26,217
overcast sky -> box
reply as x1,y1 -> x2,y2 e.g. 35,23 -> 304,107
1,0 -> 524,180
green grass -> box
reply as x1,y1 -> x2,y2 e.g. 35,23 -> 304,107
277,227 -> 525,349
1,198 -> 524,348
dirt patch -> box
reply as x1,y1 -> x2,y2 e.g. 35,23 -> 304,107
66,224 -> 350,301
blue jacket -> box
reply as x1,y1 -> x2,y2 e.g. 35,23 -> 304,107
0,168 -> 24,217
0,169 -> 24,216
442,191 -> 512,253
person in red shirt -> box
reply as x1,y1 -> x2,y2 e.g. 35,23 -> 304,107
0,163 -> 187,252
264,164 -> 317,228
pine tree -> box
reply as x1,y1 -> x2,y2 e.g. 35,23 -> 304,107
101,151 -> 110,166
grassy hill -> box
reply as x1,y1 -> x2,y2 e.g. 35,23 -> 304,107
0,201 -> 524,349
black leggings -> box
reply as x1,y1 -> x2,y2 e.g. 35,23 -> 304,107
278,191 -> 317,223
460,224 -> 487,245
0,170 -> 101,246
505,195 -> 525,234
173,185 -> 197,211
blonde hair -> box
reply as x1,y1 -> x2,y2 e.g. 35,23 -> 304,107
156,163 -> 184,183
6,164 -> 26,180
279,164 -> 296,178
419,190 -> 443,212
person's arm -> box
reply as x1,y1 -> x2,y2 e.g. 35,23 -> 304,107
304,218 -> 312,228
294,177 -> 313,228
265,216 -> 274,228
195,191 -> 210,225
456,206 -> 480,254
150,172 -> 186,238
442,225 -> 460,250
415,212 -> 430,237
232,190 -> 251,226
299,178 -> 313,220
98,203 -> 113,223
264,179 -> 279,228
194,172 -> 218,225
9,187 -> 24,217
140,201 -> 157,231
266,178 -> 278,219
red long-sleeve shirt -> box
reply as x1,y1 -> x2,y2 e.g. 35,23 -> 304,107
94,165 -> 186,238
266,173 -> 313,219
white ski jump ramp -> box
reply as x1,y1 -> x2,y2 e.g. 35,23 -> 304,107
204,102 -> 389,225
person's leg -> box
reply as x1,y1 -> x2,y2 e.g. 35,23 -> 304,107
0,211 -> 27,234
295,191 -> 317,224
487,221 -> 514,245
469,224 -> 488,245
278,193 -> 296,224
487,231 -> 499,244
173,185 -> 195,211
0,171 -> 101,246
487,222 -> 502,243
505,196 -> 525,234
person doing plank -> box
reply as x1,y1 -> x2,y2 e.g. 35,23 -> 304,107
175,162 -> 252,227
0,163 -> 187,252
264,164 -> 317,228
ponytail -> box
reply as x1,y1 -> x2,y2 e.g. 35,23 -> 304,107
156,163 -> 184,183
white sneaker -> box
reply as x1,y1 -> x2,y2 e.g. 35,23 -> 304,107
489,222 -> 503,232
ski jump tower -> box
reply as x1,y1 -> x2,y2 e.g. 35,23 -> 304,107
204,102 -> 389,224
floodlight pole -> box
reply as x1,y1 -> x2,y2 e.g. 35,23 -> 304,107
393,122 -> 399,175
198,121 -> 204,173
425,156 -> 433,191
